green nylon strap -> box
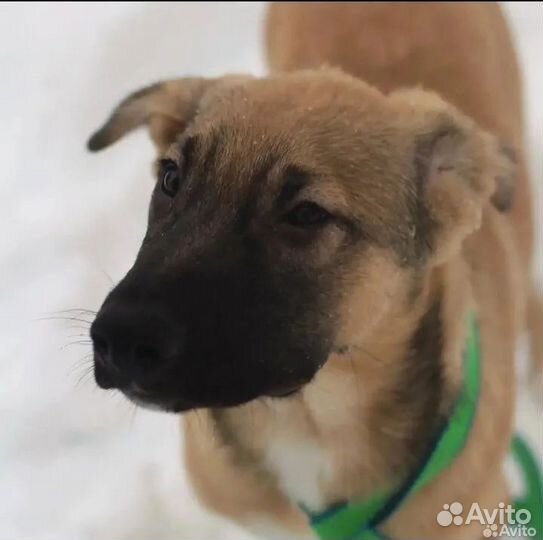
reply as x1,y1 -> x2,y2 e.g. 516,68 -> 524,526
407,314 -> 480,495
308,314 -> 481,540
353,529 -> 386,540
307,314 -> 543,540
311,435 -> 543,540
308,494 -> 388,540
511,435 -> 543,539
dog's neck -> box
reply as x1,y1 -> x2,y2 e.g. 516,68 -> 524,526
211,257 -> 472,513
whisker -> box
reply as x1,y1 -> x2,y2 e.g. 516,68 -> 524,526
69,354 -> 93,373
128,403 -> 139,429
112,391 -> 131,412
66,324 -> 93,332
350,343 -> 388,365
71,353 -> 95,386
75,365 -> 95,387
100,269 -> 115,287
35,316 -> 94,325
61,340 -> 93,351
50,308 -> 98,316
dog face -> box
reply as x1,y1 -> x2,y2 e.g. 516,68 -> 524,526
88,69 -> 514,412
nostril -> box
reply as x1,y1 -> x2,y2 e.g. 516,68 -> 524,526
91,330 -> 109,358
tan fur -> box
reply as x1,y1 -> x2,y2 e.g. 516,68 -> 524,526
183,4 -> 536,539
88,3 -> 540,539
265,1 -> 535,332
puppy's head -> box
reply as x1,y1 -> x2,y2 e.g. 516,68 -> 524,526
88,69 -> 515,412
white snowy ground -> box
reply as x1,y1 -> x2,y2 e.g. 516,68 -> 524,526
0,3 -> 540,540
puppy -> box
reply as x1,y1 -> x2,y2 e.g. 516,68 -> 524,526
88,3 -> 540,539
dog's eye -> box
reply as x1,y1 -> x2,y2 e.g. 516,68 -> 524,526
159,160 -> 180,198
285,202 -> 332,227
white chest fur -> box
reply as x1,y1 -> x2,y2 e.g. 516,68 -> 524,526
264,433 -> 334,512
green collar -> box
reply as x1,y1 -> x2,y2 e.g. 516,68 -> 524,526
303,314 -> 543,540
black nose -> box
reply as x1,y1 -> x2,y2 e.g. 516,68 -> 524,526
90,303 -> 183,390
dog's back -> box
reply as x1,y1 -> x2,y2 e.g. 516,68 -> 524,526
266,4 -> 520,141
266,2 -> 537,354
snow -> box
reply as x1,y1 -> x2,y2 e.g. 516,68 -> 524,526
0,3 -> 540,539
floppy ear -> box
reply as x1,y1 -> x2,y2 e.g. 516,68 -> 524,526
392,89 -> 517,265
87,78 -> 214,153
